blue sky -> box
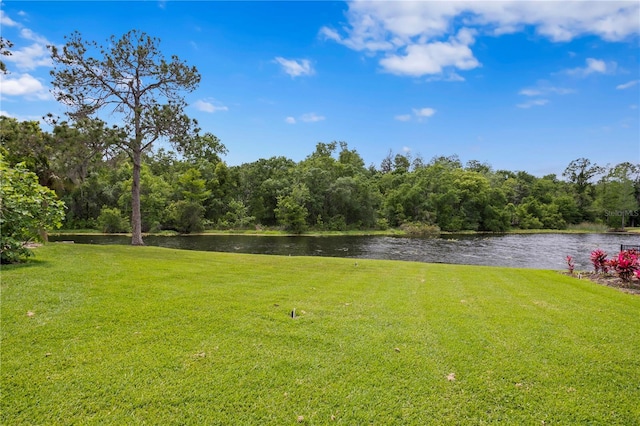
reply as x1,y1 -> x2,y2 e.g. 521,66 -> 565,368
1,1 -> 638,176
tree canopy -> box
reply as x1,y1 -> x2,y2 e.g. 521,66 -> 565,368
5,113 -> 638,235
50,30 -> 202,245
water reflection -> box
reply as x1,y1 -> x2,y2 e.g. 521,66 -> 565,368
50,233 -> 639,270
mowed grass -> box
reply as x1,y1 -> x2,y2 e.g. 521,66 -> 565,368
2,245 -> 639,425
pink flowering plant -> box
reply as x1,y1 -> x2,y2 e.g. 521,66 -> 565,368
609,250 -> 639,282
566,255 -> 575,275
590,249 -> 608,274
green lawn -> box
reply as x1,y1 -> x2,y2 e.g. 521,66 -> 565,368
2,244 -> 639,425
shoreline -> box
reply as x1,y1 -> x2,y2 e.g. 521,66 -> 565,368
50,227 -> 640,238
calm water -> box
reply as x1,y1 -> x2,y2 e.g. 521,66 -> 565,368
49,233 -> 640,270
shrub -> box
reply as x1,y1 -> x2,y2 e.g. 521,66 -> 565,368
376,218 -> 389,230
275,195 -> 308,234
97,207 -> 130,233
566,255 -> 575,274
400,222 -> 441,237
590,249 -> 608,274
168,201 -> 205,234
0,158 -> 65,263
606,250 -> 639,282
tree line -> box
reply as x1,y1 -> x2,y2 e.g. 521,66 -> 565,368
2,115 -> 638,234
1,30 -> 638,251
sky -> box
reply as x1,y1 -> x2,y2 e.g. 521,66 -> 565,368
1,1 -> 639,176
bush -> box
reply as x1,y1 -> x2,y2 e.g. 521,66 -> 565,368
274,195 -> 308,234
0,157 -> 65,263
566,255 -> 575,274
223,200 -> 255,229
400,222 -> 441,237
607,250 -> 639,282
590,249 -> 608,274
376,218 -> 389,230
168,201 -> 205,234
97,207 -> 130,233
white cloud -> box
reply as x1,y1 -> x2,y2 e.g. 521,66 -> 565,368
516,99 -> 549,109
318,27 -> 342,43
0,10 -> 19,27
630,104 -> 638,110
0,13 -> 53,71
286,113 -> 325,123
413,107 -> 436,118
564,58 -> 616,76
519,83 -> 575,97
425,71 -> 465,82
0,110 -> 15,118
300,112 -> 325,123
4,41 -> 52,70
519,89 -> 542,96
585,58 -> 607,73
273,57 -> 314,78
616,80 -> 639,90
380,37 -> 479,76
20,28 -> 49,45
0,73 -> 50,100
396,107 -> 436,122
193,99 -> 228,113
321,1 -> 639,78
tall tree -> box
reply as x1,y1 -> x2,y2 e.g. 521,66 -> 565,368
50,30 -> 201,245
562,158 -> 603,222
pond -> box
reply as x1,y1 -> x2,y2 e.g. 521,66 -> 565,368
49,233 -> 640,270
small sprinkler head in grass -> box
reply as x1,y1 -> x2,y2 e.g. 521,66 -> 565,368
291,308 -> 296,318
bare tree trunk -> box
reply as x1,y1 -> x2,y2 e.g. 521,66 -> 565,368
131,148 -> 144,246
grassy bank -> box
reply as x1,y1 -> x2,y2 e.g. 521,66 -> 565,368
2,245 -> 639,424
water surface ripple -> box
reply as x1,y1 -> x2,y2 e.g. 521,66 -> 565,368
50,233 -> 640,270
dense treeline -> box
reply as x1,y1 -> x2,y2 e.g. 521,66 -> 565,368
2,116 -> 639,234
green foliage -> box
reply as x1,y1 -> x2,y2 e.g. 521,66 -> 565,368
3,109 -> 638,236
97,207 -> 130,233
275,185 -> 309,234
177,168 -> 211,203
595,162 -> 638,229
0,157 -> 65,263
567,222 -> 609,232
117,162 -> 172,232
3,244 -> 640,424
167,200 -> 205,234
50,29 -> 201,245
399,222 -> 441,236
0,117 -> 53,187
222,200 -> 255,229
0,37 -> 13,74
